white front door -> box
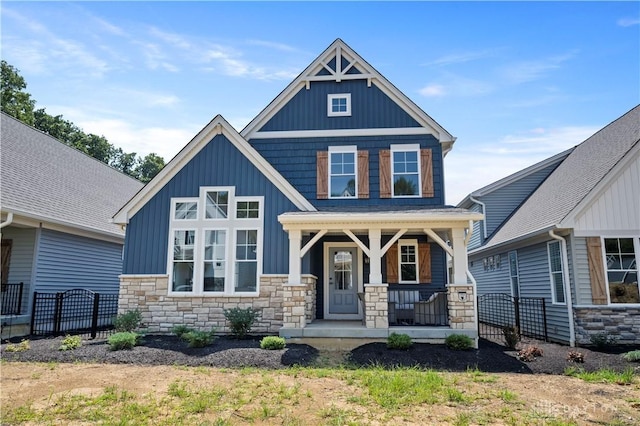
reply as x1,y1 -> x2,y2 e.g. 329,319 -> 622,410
325,243 -> 362,320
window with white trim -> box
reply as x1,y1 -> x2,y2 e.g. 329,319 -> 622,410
391,144 -> 421,197
398,240 -> 419,283
547,241 -> 565,304
168,187 -> 263,295
509,251 -> 520,297
329,146 -> 357,198
604,237 -> 639,304
327,93 -> 351,117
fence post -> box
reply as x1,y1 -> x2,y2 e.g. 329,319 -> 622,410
541,298 -> 548,342
513,296 -> 520,336
53,292 -> 63,335
91,293 -> 100,339
17,282 -> 24,315
30,291 -> 38,335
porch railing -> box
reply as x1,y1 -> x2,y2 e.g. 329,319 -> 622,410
1,282 -> 24,315
388,288 -> 448,326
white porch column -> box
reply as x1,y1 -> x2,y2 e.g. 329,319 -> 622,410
287,229 -> 302,284
451,227 -> 467,284
368,228 -> 383,284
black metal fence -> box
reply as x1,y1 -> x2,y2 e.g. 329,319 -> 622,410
477,293 -> 548,343
388,289 -> 448,326
31,289 -> 119,338
1,282 -> 24,315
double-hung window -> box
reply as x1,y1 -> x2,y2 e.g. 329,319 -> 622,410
391,144 -> 421,197
509,251 -> 520,297
547,241 -> 565,304
398,240 -> 419,283
327,93 -> 351,117
604,237 -> 639,304
329,146 -> 357,198
168,187 -> 263,296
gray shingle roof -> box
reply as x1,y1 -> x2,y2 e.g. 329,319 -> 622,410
1,113 -> 144,238
484,105 -> 640,249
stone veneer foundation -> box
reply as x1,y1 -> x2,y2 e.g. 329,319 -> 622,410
447,284 -> 476,330
364,284 -> 389,329
118,274 -> 316,334
574,307 -> 640,345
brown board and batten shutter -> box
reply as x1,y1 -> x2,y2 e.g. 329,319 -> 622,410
379,150 -> 391,198
586,237 -> 607,304
386,244 -> 398,283
357,150 -> 369,199
418,242 -> 432,283
316,151 -> 328,199
420,149 -> 434,198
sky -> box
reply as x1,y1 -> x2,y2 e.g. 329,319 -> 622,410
2,1 -> 639,205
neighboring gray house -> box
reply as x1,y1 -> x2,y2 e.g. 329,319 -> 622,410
0,113 -> 144,337
459,105 -> 640,345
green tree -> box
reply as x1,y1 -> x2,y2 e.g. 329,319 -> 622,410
393,177 -> 418,196
111,148 -> 139,176
1,60 -> 35,124
135,153 -> 165,183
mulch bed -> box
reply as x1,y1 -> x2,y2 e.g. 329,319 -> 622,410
2,335 -> 639,375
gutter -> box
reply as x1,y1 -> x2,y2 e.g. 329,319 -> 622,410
0,212 -> 14,229
549,230 -> 576,347
469,195 -> 487,241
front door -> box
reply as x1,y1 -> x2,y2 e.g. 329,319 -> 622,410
327,245 -> 360,319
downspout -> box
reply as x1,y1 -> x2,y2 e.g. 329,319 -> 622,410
469,196 -> 487,241
549,230 -> 576,347
0,212 -> 14,238
464,220 -> 480,349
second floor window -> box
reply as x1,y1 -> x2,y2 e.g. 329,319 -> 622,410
329,147 -> 357,198
391,145 -> 421,197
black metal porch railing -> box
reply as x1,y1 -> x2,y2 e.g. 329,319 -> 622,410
1,282 -> 24,315
388,288 -> 448,326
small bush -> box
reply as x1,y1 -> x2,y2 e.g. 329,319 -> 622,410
589,332 -> 617,349
445,334 -> 474,351
387,332 -> 413,350
182,329 -> 216,348
517,346 -> 543,362
108,332 -> 140,351
4,339 -> 30,352
113,309 -> 143,332
622,350 -> 640,362
59,335 -> 82,351
567,350 -> 585,363
172,324 -> 194,339
260,336 -> 286,350
223,307 -> 259,339
502,326 -> 520,350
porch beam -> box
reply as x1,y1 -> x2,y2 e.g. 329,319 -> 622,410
424,228 -> 453,257
300,229 -> 327,258
342,229 -> 370,257
381,228 -> 407,255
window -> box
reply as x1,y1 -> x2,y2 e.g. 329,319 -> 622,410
398,240 -> 418,283
168,188 -> 263,296
509,251 -> 520,297
547,241 -> 565,304
327,93 -> 351,117
604,238 -> 639,304
391,145 -> 420,197
329,146 -> 356,198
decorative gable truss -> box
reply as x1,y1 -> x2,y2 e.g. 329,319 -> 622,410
303,42 -> 373,87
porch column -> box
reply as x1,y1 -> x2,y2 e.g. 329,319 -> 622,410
287,229 -> 302,284
451,227 -> 467,285
368,228 -> 383,284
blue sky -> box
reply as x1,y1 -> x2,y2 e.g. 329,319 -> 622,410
2,1 -> 638,204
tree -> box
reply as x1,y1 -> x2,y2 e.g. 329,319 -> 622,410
111,148 -> 138,176
1,60 -> 35,124
393,177 -> 418,196
135,153 -> 165,183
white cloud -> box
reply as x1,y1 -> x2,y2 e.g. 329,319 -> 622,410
424,49 -> 500,67
418,74 -> 493,99
500,51 -> 578,84
617,17 -> 640,27
419,84 -> 446,97
245,39 -> 300,53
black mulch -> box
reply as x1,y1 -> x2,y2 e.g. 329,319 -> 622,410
2,335 -> 639,375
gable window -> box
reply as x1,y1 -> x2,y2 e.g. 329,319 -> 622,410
168,187 -> 263,296
329,146 -> 357,198
604,238 -> 639,304
547,241 -> 565,304
327,93 -> 351,117
509,251 -> 520,297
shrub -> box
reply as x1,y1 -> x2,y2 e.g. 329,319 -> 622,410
108,332 -> 140,351
589,332 -> 617,349
260,336 -> 286,350
517,346 -> 543,362
622,350 -> 640,362
445,334 -> 473,351
223,307 -> 259,338
567,350 -> 585,363
113,309 -> 142,332
4,339 -> 30,352
387,332 -> 413,350
59,335 -> 82,351
172,324 -> 194,339
502,326 -> 520,350
182,329 -> 216,348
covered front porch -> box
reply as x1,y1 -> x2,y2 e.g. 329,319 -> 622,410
277,208 -> 483,342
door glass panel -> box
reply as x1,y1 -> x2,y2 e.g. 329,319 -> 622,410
334,251 -> 353,290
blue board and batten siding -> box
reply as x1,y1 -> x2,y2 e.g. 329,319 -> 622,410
34,229 -> 122,294
259,80 -> 421,132
123,134 -> 299,275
